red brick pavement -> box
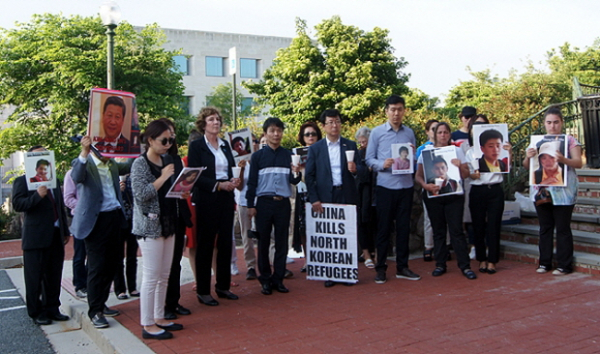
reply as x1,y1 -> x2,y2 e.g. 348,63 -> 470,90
111,250 -> 600,354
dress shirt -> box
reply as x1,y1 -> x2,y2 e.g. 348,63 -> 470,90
366,121 -> 416,190
326,136 -> 342,186
205,135 -> 229,180
78,154 -> 121,212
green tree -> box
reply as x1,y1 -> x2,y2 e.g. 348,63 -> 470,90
244,16 -> 409,126
206,83 -> 254,126
548,41 -> 600,89
0,14 -> 186,172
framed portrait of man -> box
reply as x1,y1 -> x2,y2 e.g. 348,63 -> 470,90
87,88 -> 141,158
227,127 -> 254,164
422,146 -> 463,198
25,150 -> 57,191
472,124 -> 510,174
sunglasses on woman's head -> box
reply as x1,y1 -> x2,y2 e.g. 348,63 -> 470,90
304,132 -> 317,137
159,137 -> 175,146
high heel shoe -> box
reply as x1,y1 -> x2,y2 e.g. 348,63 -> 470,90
197,294 -> 219,306
215,289 -> 239,300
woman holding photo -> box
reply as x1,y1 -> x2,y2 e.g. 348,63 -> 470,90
523,107 -> 582,275
415,122 -> 476,280
131,119 -> 186,340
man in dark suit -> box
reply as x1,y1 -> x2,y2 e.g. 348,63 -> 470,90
12,146 -> 69,325
305,109 -> 362,287
70,136 -> 131,328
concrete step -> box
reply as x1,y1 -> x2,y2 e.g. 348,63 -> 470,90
500,240 -> 600,275
501,223 -> 600,245
520,210 -> 600,225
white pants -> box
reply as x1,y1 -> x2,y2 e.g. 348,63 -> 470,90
138,235 -> 175,326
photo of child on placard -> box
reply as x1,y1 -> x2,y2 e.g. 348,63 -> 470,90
391,143 -> 413,174
25,150 -> 57,191
88,88 -> 141,158
227,128 -> 254,163
472,124 -> 510,173
529,135 -> 567,187
166,167 -> 205,198
422,146 -> 463,198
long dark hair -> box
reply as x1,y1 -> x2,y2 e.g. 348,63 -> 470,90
157,118 -> 178,156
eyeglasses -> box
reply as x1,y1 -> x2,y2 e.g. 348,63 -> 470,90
325,120 -> 341,126
159,137 -> 175,146
304,132 -> 318,137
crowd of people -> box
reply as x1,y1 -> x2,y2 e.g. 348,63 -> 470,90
12,94 -> 582,340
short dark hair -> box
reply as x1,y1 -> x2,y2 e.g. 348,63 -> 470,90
104,96 -> 126,116
298,121 -> 322,145
479,129 -> 503,146
425,119 -> 439,131
27,145 -> 45,152
399,146 -> 409,155
262,117 -> 285,133
432,156 -> 447,167
36,159 -> 50,169
141,119 -> 172,144
384,95 -> 406,110
319,109 -> 341,125
232,136 -> 245,146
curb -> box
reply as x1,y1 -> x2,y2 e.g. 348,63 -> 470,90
0,256 -> 23,269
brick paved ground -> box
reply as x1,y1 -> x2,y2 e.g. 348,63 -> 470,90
3,239 -> 600,353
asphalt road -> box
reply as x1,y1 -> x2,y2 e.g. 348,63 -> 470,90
0,270 -> 55,354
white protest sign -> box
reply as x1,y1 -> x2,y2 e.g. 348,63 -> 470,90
305,203 -> 358,284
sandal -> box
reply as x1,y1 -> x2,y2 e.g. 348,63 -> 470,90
117,293 -> 128,300
364,259 -> 375,269
423,249 -> 433,262
130,290 -> 140,297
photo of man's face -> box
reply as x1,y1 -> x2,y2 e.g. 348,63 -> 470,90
102,103 -> 125,140
432,161 -> 448,180
481,138 -> 502,163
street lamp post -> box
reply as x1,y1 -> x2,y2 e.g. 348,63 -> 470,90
99,1 -> 121,90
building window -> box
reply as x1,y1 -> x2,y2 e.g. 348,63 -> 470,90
173,55 -> 190,75
240,58 -> 258,78
241,97 -> 254,114
206,56 -> 225,77
180,96 -> 192,115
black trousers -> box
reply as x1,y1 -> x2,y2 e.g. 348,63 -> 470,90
165,222 -> 186,310
195,190 -> 234,295
375,186 -> 413,273
255,197 -> 291,286
23,228 -> 64,318
535,203 -> 575,271
423,193 -> 471,271
84,210 -> 123,318
469,184 -> 504,264
72,237 -> 87,292
113,221 -> 138,295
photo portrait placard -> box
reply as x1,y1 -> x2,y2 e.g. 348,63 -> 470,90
529,134 -> 567,187
227,128 -> 254,164
88,88 -> 141,158
391,143 -> 414,174
25,150 -> 57,191
472,124 -> 510,174
422,146 -> 463,198
166,167 -> 205,198
305,203 -> 358,284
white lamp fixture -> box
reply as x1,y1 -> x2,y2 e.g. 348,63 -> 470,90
99,1 -> 121,27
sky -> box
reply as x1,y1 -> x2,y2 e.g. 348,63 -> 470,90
2,0 -> 599,101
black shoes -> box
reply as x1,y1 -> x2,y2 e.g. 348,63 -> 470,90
197,294 -> 219,306
156,322 -> 184,331
215,289 -> 239,300
34,315 -> 52,326
91,313 -> 109,328
374,272 -> 387,284
246,268 -> 257,280
432,267 -> 447,277
396,268 -> 421,280
463,269 -> 477,280
324,280 -> 336,288
142,329 -> 173,340
284,269 -> 294,279
49,312 -> 69,321
261,283 -> 272,295
273,283 -> 289,293
103,306 -> 120,317
164,310 -> 177,320
165,304 -> 192,319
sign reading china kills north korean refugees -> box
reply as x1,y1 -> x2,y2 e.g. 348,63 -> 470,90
305,203 -> 358,284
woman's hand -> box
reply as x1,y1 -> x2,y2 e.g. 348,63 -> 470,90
180,190 -> 191,199
526,147 -> 537,159
160,164 -> 175,180
450,158 -> 461,167
238,160 -> 247,168
424,183 -> 440,195
470,171 -> 481,180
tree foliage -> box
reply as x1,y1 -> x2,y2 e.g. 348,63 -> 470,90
244,16 -> 409,126
206,83 -> 254,126
0,13 -> 186,171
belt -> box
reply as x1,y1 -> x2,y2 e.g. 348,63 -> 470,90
333,185 -> 343,190
260,195 -> 285,201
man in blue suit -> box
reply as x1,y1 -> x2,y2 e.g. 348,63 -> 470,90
70,136 -> 131,328
305,109 -> 362,287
